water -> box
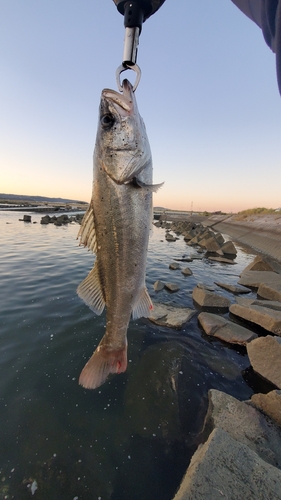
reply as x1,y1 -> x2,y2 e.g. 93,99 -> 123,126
0,211 -> 259,499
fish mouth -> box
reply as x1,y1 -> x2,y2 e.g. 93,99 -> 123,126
102,80 -> 135,116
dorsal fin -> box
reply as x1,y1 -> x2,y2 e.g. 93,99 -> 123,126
77,264 -> 105,315
77,203 -> 97,253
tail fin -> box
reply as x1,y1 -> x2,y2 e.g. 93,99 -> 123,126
79,341 -> 127,390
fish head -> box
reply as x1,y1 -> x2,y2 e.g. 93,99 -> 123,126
95,80 -> 152,184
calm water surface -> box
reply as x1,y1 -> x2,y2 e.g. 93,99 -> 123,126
0,211 -> 259,499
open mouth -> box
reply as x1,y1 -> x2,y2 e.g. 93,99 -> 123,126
103,80 -> 134,114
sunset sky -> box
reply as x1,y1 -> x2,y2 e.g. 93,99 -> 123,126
1,0 -> 281,213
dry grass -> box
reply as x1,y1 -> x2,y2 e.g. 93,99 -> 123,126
233,207 -> 275,221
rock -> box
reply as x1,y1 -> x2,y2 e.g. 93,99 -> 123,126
187,236 -> 199,246
214,232 -> 225,245
242,255 -> 281,274
220,240 -> 237,256
169,262 -> 181,270
247,336 -> 281,389
174,256 -> 193,262
215,282 -> 251,294
229,303 -> 281,335
23,214 -> 31,222
236,296 -> 281,311
258,282 -> 281,302
250,390 -> 281,427
153,280 -> 165,291
208,256 -> 236,264
198,312 -> 257,345
197,283 -> 215,291
172,428 -> 281,500
183,232 -> 193,241
149,303 -> 196,329
165,283 -> 180,293
181,267 -> 192,276
189,254 -> 203,260
40,215 -> 51,224
238,270 -> 281,289
203,237 -> 221,253
166,233 -> 177,242
192,286 -> 230,311
202,389 -> 281,468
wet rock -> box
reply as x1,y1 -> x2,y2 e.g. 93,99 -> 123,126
207,256 -> 236,264
197,283 -> 215,291
181,267 -> 193,276
258,282 -> 281,302
215,282 -> 251,294
149,303 -> 195,329
183,232 -> 194,241
187,235 -> 199,246
40,215 -> 51,224
250,390 -> 281,427
174,256 -> 193,262
247,336 -> 281,389
153,280 -> 165,291
165,283 -> 180,293
169,262 -> 181,270
238,270 -> 281,289
229,303 -> 281,335
192,286 -> 230,311
202,389 -> 281,468
173,427 -> 281,500
220,240 -> 237,256
189,254 -> 203,260
214,232 -> 225,245
166,233 -> 177,242
198,312 -> 257,345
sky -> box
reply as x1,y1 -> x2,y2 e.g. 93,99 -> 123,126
1,0 -> 281,213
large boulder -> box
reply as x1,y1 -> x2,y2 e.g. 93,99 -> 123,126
258,282 -> 281,302
198,312 -> 257,345
247,336 -> 281,389
229,303 -> 281,335
172,427 -> 281,500
250,390 -> 281,427
149,303 -> 195,329
192,286 -> 230,311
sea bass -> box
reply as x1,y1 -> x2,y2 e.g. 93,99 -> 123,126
77,79 -> 162,390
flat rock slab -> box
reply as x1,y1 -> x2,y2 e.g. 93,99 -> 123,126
247,336 -> 281,389
202,389 -> 281,468
169,262 -> 181,270
215,282 -> 251,294
236,296 -> 281,311
238,270 -> 281,289
208,256 -> 236,264
165,283 -> 180,292
258,282 -> 281,302
250,390 -> 281,427
192,286 -> 230,311
198,312 -> 257,345
230,303 -> 281,335
172,427 -> 281,500
149,303 -> 196,329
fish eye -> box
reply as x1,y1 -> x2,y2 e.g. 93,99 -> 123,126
101,114 -> 114,128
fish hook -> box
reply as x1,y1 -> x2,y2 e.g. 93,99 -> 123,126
116,63 -> 141,93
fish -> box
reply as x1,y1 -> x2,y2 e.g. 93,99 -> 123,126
77,79 -> 163,390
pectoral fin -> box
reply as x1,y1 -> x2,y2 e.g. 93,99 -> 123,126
77,203 -> 97,253
132,288 -> 153,320
77,264 -> 105,315
132,177 -> 164,193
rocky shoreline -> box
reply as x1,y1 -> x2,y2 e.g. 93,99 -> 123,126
153,218 -> 281,499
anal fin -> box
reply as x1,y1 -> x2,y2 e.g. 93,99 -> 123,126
132,287 -> 153,320
77,264 -> 105,315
